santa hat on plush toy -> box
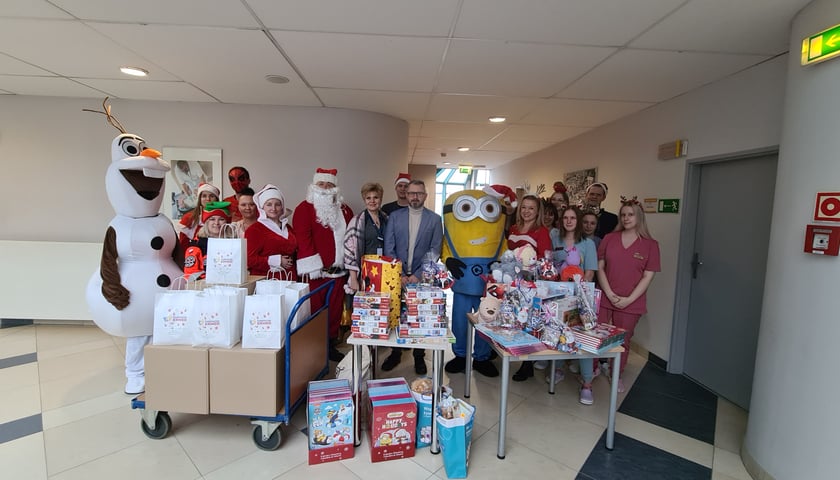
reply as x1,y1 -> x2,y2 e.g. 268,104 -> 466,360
197,182 -> 220,198
394,173 -> 411,185
483,184 -> 517,208
313,167 -> 338,185
201,201 -> 231,222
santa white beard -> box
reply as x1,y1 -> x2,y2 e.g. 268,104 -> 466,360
307,184 -> 344,231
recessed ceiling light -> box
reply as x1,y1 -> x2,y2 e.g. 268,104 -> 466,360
442,161 -> 451,165
488,116 -> 506,123
120,66 -> 148,77
457,147 -> 470,152
265,75 -> 290,84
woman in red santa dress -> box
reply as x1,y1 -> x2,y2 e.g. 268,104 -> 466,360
244,184 -> 297,277
293,168 -> 354,362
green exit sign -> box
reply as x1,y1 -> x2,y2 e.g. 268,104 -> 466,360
459,166 -> 472,174
658,198 -> 680,214
801,23 -> 840,66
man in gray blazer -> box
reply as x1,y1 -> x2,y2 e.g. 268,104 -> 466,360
382,180 -> 443,374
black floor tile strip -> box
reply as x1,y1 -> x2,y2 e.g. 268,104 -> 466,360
0,414 -> 43,444
577,431 -> 711,480
0,319 -> 34,329
0,352 -> 37,369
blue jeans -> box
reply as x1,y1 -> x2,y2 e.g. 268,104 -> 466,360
451,292 -> 492,361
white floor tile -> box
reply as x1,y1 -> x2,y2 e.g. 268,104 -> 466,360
0,383 -> 42,424
39,364 -> 126,411
340,436 -> 435,480
48,436 -> 200,480
0,327 -> 37,358
0,324 -> 35,338
204,429 -> 309,480
174,414 -> 260,474
0,431 -> 47,480
37,338 -> 117,362
35,325 -> 111,352
615,412 -> 714,468
715,397 -> 748,454
41,391 -> 128,430
0,361 -> 39,393
37,345 -> 123,384
273,457 -> 361,479
465,427 -> 580,479
713,447 -> 753,480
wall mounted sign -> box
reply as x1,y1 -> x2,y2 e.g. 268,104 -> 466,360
657,198 -> 680,214
814,192 -> 840,222
657,139 -> 688,160
643,198 -> 658,213
801,23 -> 840,66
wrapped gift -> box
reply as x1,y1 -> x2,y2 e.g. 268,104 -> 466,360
361,255 -> 402,327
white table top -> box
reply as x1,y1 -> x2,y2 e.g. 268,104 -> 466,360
346,330 -> 454,351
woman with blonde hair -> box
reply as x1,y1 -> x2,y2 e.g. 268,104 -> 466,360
178,182 -> 220,251
344,182 -> 388,293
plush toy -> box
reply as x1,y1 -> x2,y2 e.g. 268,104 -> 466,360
477,295 -> 502,323
559,247 -> 584,281
490,249 -> 517,284
84,98 -> 182,395
513,244 -> 537,269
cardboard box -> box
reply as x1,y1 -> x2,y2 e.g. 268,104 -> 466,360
308,379 -> 354,465
144,344 -> 209,414
209,344 -> 285,416
368,378 -> 416,462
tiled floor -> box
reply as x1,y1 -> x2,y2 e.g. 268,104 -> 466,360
0,323 -> 754,479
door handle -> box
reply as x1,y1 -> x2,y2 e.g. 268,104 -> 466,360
691,252 -> 703,279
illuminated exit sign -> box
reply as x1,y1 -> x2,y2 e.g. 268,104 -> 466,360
801,23 -> 840,66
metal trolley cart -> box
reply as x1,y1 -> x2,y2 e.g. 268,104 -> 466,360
132,281 -> 334,451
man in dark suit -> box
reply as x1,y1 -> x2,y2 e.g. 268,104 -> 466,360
582,182 -> 618,238
381,180 -> 443,374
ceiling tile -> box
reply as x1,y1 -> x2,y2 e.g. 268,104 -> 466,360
0,0 -> 72,18
437,39 -> 615,97
480,139 -> 555,153
631,0 -> 812,55
51,0 -> 258,27
249,0 -> 459,36
89,23 -> 321,106
272,31 -> 447,92
0,75 -> 105,97
496,125 -> 591,142
419,121 -> 505,141
407,120 -> 422,137
559,49 -> 770,102
416,137 -> 481,151
408,136 -> 418,151
75,79 -> 217,102
315,89 -> 430,120
455,0 -> 684,45
521,98 -> 652,127
426,94 -> 543,123
0,19 -> 178,79
0,53 -> 54,76
411,148 -> 517,168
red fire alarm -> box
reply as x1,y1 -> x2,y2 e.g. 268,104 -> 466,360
804,224 -> 840,256
814,192 -> 840,222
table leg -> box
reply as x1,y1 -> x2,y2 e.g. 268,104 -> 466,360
465,319 -> 473,398
353,344 -> 362,447
431,349 -> 442,454
606,350 -> 619,450
498,356 -> 510,459
548,358 -> 556,394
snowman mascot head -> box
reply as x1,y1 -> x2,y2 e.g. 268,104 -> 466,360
84,98 -> 183,394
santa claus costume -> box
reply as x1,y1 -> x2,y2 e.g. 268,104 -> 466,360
293,168 -> 353,361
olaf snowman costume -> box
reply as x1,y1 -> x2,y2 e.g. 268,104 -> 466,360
85,99 -> 183,395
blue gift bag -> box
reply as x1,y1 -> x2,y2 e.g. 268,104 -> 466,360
435,400 -> 475,479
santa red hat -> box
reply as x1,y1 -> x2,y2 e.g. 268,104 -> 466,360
197,182 -> 220,198
313,167 -> 338,186
395,173 -> 411,185
483,184 -> 517,207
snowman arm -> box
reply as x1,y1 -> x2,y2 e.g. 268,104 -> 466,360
100,226 -> 130,310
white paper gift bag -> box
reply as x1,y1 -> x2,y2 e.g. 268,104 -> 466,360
153,290 -> 198,345
205,226 -> 248,285
283,282 -> 311,331
191,287 -> 246,348
241,293 -> 286,349
254,278 -> 291,296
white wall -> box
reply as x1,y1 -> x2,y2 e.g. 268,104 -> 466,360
743,1 -> 840,478
492,55 -> 787,360
0,95 -> 408,242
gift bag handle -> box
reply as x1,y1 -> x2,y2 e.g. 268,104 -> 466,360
266,266 -> 292,281
220,223 -> 240,239
171,273 -> 201,291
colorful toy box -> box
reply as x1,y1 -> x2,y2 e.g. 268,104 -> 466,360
367,378 -> 417,462
307,379 -> 354,465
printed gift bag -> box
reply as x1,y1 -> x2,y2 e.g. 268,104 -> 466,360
435,398 -> 475,479
241,293 -> 285,349
152,290 -> 198,345
283,282 -> 311,331
205,225 -> 248,285
191,286 -> 246,348
360,255 -> 402,327
411,380 -> 452,448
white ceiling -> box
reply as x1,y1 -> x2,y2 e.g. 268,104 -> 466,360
0,0 -> 810,169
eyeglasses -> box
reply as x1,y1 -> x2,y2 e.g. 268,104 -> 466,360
406,191 -> 426,197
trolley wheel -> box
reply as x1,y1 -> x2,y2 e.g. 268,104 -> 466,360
140,411 -> 172,439
252,425 -> 283,451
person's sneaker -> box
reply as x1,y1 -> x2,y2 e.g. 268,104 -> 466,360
329,346 -> 346,362
545,368 -> 565,384
579,386 -> 594,405
512,362 -> 534,382
618,378 -> 626,393
599,362 -> 611,379
472,359 -> 499,377
445,356 -> 466,373
125,376 -> 145,395
414,356 -> 428,375
568,362 -> 580,374
381,351 -> 402,371
533,360 -> 549,370
489,350 -> 498,360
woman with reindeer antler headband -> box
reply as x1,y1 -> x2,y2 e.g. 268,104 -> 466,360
595,196 -> 661,394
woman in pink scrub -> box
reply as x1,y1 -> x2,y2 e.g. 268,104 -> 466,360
596,197 -> 660,392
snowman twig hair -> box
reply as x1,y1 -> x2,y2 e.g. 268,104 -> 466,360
83,97 -> 127,134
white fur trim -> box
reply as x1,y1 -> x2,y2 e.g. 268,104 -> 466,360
297,253 -> 323,275
331,218 -> 346,268
507,233 -> 537,249
313,172 -> 337,185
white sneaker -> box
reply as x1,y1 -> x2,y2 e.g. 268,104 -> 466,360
125,376 -> 145,395
534,360 -> 549,370
545,368 -> 565,384
579,387 -> 594,405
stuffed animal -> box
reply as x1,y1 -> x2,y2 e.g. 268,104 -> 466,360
559,247 -> 584,281
490,249 -> 517,284
477,295 -> 502,323
513,244 -> 537,269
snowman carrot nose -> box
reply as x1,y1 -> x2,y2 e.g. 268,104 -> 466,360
139,148 -> 161,159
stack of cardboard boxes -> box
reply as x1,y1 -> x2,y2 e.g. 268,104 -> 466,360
307,379 -> 354,465
367,378 -> 417,462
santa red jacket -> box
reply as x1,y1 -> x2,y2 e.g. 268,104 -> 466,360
293,200 -> 353,278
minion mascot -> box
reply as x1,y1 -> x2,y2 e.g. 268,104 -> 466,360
84,98 -> 183,394
442,186 -> 513,377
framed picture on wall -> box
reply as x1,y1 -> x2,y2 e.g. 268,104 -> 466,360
161,147 -> 223,224
564,167 -> 597,207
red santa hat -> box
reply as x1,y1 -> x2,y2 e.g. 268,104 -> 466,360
395,173 -> 411,185
483,184 -> 517,207
196,182 -> 220,198
313,167 -> 338,186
